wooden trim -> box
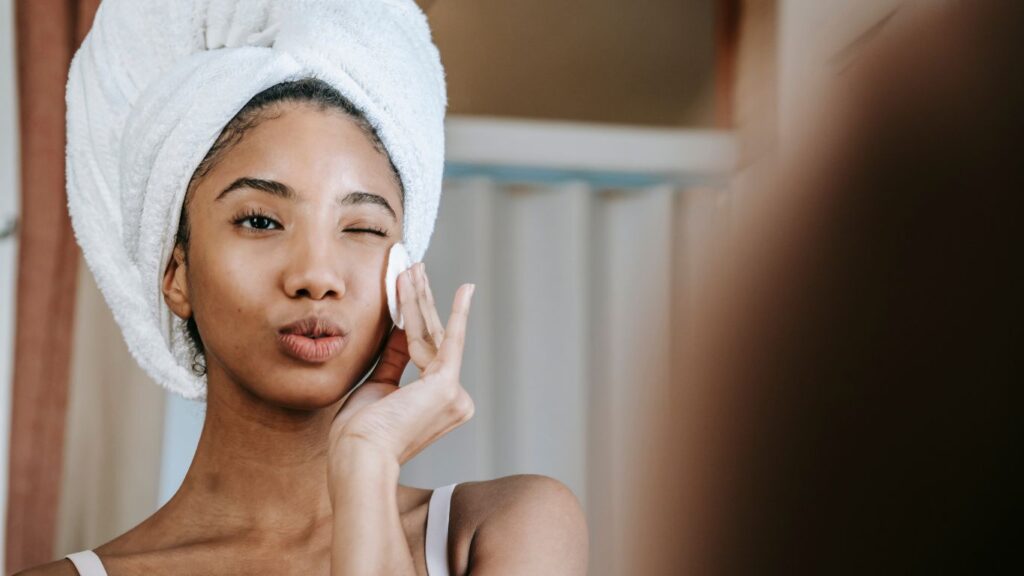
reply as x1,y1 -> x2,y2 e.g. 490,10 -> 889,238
445,115 -> 736,179
715,0 -> 742,128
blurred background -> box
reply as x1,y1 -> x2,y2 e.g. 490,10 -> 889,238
1,0 -> 909,574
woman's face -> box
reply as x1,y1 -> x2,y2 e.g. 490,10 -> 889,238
165,102 -> 404,410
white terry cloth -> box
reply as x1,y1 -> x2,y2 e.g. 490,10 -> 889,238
66,0 -> 446,400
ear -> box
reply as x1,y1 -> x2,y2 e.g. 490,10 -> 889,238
162,244 -> 192,320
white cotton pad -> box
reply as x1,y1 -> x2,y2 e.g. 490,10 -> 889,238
386,242 -> 413,329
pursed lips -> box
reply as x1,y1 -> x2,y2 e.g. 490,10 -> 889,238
276,316 -> 348,363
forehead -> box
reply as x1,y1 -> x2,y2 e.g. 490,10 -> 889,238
198,102 -> 404,212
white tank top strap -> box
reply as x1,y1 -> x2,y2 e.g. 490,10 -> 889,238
425,482 -> 459,576
65,550 -> 108,576
63,487 -> 460,576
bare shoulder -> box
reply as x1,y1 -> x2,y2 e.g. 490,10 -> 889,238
12,558 -> 78,576
452,474 -> 588,575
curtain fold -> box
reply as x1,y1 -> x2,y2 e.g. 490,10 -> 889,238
6,1 -> 99,572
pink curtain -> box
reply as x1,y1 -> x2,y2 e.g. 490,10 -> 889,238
5,0 -> 100,572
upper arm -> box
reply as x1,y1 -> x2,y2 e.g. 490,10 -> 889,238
468,474 -> 589,575
13,559 -> 78,576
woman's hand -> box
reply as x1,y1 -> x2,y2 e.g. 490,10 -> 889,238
327,263 -> 474,575
328,263 -> 476,471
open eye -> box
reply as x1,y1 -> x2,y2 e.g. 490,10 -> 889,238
232,208 -> 281,231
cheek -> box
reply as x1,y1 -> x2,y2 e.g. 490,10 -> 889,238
186,239 -> 400,406
188,232 -> 392,357
210,251 -> 269,307
347,260 -> 391,330
188,244 -> 276,353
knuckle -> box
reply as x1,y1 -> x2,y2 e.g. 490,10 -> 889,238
456,391 -> 475,421
445,386 -> 474,421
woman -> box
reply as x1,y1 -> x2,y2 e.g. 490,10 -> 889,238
22,1 -> 588,575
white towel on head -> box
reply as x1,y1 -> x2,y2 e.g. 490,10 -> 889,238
66,0 -> 446,400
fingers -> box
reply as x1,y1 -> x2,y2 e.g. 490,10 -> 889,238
399,264 -> 440,370
390,372 -> 477,465
434,283 -> 475,373
416,264 -> 446,348
365,327 -> 410,387
399,266 -> 429,345
398,262 -> 473,375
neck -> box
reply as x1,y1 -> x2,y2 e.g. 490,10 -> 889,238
167,364 -> 347,538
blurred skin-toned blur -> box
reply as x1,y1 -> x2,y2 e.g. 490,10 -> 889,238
635,1 -> 1021,573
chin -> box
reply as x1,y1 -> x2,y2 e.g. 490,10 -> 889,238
263,367 -> 362,410
212,335 -> 382,410
221,358 -> 360,411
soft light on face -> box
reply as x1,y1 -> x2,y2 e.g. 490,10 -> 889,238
180,102 -> 404,409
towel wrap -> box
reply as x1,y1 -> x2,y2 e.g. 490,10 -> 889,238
66,0 -> 447,399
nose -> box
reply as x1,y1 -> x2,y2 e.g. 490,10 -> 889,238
282,233 -> 347,301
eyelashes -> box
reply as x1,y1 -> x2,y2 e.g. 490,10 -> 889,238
348,227 -> 390,237
231,207 -> 389,237
233,207 -> 281,231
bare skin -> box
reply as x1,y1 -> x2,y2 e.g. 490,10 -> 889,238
19,103 -> 587,574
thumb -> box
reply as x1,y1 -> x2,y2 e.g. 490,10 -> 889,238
332,328 -> 409,430
366,328 -> 411,387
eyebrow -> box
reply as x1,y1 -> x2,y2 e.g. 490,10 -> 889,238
215,177 -> 397,221
338,191 -> 397,220
216,177 -> 295,201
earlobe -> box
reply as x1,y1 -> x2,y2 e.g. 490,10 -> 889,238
162,245 -> 192,320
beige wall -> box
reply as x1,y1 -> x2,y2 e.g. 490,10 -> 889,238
429,0 -> 717,127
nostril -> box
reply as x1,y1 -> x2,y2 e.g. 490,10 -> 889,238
291,287 -> 342,300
